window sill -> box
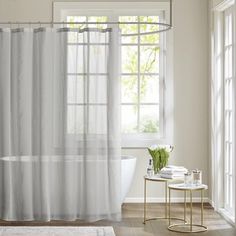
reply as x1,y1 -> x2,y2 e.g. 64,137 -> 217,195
121,134 -> 171,148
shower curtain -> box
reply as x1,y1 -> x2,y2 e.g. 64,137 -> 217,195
0,27 -> 121,221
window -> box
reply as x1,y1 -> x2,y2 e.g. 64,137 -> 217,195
223,5 -> 235,218
211,0 -> 235,223
54,2 -> 173,147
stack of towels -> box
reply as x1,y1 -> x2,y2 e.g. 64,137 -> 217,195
160,165 -> 188,179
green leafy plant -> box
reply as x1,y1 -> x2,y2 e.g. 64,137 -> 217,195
147,145 -> 172,174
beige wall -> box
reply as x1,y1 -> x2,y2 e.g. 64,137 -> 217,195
125,0 -> 209,202
0,0 -> 209,202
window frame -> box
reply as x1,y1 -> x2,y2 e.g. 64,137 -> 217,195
53,1 -> 174,148
211,0 -> 236,223
223,5 -> 235,217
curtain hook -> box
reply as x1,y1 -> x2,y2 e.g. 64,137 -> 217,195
17,21 -> 20,28
39,21 -> 41,28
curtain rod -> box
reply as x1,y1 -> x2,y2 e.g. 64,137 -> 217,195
0,21 -> 172,36
0,0 -> 173,35
0,22 -> 170,25
0,0 -> 173,36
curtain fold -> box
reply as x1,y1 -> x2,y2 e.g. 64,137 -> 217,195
0,27 -> 121,221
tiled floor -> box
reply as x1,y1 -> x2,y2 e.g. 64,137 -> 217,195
0,203 -> 235,236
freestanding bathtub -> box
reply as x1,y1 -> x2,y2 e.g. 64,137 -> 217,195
121,155 -> 137,202
0,155 -> 137,203
0,155 -> 136,220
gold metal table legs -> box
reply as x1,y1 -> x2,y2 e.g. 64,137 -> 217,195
143,178 -> 185,224
143,180 -> 168,224
168,188 -> 208,233
143,178 -> 147,223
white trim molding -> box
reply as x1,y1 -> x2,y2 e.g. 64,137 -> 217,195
53,2 -> 171,21
210,0 -> 236,223
218,208 -> 235,225
213,0 -> 235,11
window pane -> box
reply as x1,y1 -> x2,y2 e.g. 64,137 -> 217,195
88,105 -> 107,134
88,16 -> 107,29
229,112 -> 233,142
140,46 -> 159,73
140,16 -> 159,44
225,14 -> 229,46
67,105 -> 84,134
122,46 -> 138,73
229,144 -> 233,174
225,112 -> 229,141
140,105 -> 159,133
229,79 -> 233,110
89,76 -> 107,104
67,76 -> 84,103
67,31 -> 86,44
67,16 -> 108,43
90,31 -> 109,43
225,80 -> 229,109
225,48 -> 229,78
67,105 -> 107,134
140,76 -> 159,103
122,76 -> 138,103
67,45 -> 84,73
228,47 -> 233,78
228,14 -> 232,45
119,16 -> 138,43
67,16 -> 87,32
90,45 -> 108,73
122,105 -> 138,133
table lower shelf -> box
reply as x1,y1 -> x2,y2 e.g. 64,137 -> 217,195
168,223 -> 208,233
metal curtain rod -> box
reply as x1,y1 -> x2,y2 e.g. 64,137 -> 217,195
0,0 -> 173,36
0,22 -> 172,36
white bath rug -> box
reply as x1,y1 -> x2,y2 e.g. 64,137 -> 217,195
0,227 -> 115,236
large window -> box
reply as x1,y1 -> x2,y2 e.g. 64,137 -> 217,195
223,5 -> 235,218
54,2 -> 173,147
211,0 -> 235,223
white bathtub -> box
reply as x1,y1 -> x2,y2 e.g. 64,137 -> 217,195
0,155 -> 136,220
0,155 -> 136,203
121,155 -> 137,202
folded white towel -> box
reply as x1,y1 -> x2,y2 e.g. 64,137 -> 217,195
165,165 -> 186,170
160,166 -> 188,175
161,173 -> 185,179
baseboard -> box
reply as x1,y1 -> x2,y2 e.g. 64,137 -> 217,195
208,198 -> 215,208
218,208 -> 235,225
123,197 -> 209,203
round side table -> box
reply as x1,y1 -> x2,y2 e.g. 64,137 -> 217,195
143,175 -> 184,224
168,183 -> 208,233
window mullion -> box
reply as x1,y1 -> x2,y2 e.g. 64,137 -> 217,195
86,17 -> 90,134
137,17 -> 141,132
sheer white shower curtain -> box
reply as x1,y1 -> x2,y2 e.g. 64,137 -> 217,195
0,27 -> 121,221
